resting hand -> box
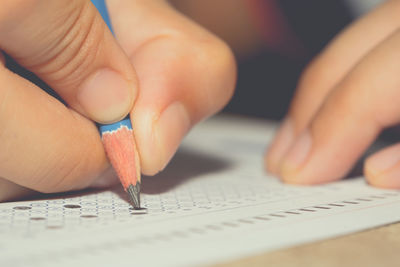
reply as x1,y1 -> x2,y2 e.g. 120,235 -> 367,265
266,0 -> 400,188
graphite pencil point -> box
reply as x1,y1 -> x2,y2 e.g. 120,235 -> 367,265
127,183 -> 141,209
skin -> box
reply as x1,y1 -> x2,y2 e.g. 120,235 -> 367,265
173,0 -> 400,187
0,0 -> 236,201
3,0 -> 396,200
266,0 -> 400,188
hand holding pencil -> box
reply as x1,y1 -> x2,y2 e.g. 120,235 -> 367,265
0,0 -> 236,202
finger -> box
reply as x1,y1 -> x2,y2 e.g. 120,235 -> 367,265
108,0 -> 236,174
364,144 -> 400,188
0,64 -> 113,194
0,0 -> 138,124
278,29 -> 400,184
0,178 -> 34,202
265,0 -> 400,173
0,52 -> 4,66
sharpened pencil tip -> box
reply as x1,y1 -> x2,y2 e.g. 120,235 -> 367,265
127,183 -> 141,209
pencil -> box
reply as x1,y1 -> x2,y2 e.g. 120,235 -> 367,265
99,119 -> 141,208
92,0 -> 141,209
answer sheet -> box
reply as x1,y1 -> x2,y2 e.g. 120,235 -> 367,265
1,115 -> 400,267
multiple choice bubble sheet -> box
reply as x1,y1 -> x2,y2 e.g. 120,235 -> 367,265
1,116 -> 400,267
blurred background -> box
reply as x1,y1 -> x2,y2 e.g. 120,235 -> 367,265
170,0 -> 383,121
5,0 -> 384,122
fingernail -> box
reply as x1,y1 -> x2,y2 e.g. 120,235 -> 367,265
78,68 -> 134,123
365,144 -> 400,178
265,118 -> 294,174
155,102 -> 191,171
280,130 -> 312,177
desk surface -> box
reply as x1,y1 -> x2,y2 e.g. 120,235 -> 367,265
216,222 -> 400,267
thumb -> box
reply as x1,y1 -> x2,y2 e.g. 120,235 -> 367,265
0,0 -> 138,123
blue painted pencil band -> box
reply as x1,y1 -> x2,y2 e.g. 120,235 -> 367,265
91,0 -> 133,135
99,118 -> 132,136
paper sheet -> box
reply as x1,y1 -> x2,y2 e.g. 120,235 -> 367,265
1,115 -> 400,267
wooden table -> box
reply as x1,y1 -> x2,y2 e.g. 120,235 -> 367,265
215,222 -> 400,267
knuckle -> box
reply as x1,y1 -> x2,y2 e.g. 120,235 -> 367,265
209,40 -> 237,107
191,36 -> 237,114
329,77 -> 361,112
297,59 -> 327,92
25,1 -> 105,89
